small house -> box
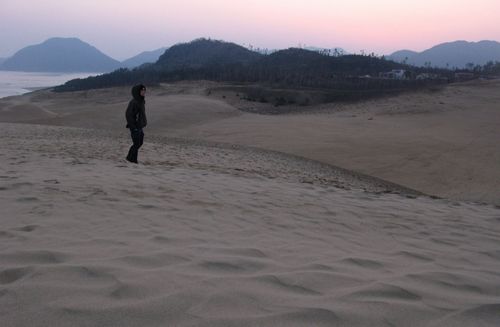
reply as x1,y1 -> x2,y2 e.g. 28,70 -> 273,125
379,69 -> 408,80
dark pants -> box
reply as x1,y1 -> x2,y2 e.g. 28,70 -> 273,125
126,129 -> 144,163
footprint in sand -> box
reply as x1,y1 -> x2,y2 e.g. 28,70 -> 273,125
0,267 -> 35,285
16,197 -> 40,202
13,225 -> 39,232
0,231 -> 18,239
43,179 -> 60,184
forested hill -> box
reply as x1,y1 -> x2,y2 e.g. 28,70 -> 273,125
255,48 -> 407,77
155,38 -> 262,71
54,38 -> 444,92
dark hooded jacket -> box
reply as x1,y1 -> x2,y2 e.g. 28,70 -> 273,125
125,84 -> 147,130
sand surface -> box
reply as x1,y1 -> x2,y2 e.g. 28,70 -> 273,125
1,81 -> 500,326
1,80 -> 499,204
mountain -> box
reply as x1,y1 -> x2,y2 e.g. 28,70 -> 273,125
120,47 -> 168,69
0,57 -> 6,65
56,38 -> 420,93
1,37 -> 121,72
389,40 -> 500,68
389,50 -> 418,64
253,48 -> 407,79
155,38 -> 262,71
262,48 -> 330,67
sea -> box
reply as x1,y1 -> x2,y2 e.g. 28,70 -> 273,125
0,71 -> 101,98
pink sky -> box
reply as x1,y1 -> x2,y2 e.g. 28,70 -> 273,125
1,0 -> 499,60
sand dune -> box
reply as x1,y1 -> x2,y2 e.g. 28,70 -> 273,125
1,122 -> 499,326
1,80 -> 499,204
1,81 -> 500,326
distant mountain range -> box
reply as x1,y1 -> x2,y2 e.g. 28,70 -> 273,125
120,47 -> 168,69
389,40 -> 500,68
3,37 -> 500,73
0,38 -> 167,72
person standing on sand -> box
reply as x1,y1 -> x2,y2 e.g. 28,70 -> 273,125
125,84 -> 147,163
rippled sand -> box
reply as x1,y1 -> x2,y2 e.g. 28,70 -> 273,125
1,123 -> 499,326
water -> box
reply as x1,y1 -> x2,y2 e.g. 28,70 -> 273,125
0,71 -> 101,98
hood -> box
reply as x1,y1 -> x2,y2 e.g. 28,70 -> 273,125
131,84 -> 145,102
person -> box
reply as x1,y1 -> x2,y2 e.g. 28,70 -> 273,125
125,84 -> 147,163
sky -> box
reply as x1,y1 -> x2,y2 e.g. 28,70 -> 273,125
1,0 -> 499,60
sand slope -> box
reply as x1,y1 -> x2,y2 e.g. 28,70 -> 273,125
172,81 -> 500,205
1,80 -> 499,204
1,123 -> 499,326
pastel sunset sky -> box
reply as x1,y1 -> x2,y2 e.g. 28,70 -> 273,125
1,0 -> 499,60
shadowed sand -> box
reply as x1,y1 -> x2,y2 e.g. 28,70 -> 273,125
1,81 -> 500,326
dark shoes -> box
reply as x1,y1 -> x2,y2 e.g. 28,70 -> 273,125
126,157 -> 138,164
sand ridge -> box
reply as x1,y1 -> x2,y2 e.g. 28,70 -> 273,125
0,122 -> 423,195
1,80 -> 499,203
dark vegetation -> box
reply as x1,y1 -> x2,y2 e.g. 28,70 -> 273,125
54,38 -> 500,105
471,60 -> 500,76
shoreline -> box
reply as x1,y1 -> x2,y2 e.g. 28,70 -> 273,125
0,70 -> 101,99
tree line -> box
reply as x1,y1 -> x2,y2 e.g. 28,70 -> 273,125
54,39 -> 499,94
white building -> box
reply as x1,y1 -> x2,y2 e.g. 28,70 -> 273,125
379,69 -> 408,80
